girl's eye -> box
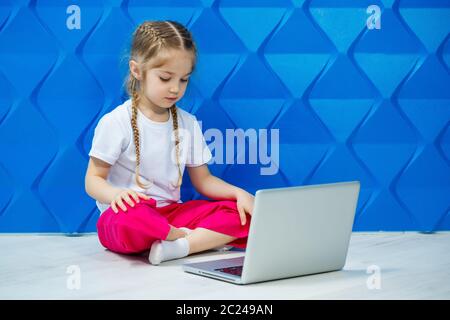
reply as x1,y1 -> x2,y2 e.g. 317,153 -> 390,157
159,77 -> 189,83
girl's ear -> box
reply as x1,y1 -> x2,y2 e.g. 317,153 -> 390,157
129,60 -> 142,81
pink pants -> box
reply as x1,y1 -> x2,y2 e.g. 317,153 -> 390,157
96,197 -> 251,254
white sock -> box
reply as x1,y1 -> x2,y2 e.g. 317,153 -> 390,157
149,238 -> 190,265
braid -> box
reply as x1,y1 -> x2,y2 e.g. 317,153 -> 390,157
170,106 -> 183,188
130,76 -> 151,189
137,22 -> 163,47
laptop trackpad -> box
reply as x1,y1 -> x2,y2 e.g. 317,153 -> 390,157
186,256 -> 244,273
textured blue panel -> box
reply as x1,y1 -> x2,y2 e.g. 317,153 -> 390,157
0,0 -> 449,233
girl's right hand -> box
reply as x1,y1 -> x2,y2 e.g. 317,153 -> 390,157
111,189 -> 151,214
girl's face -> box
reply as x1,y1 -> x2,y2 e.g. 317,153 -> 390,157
130,49 -> 193,111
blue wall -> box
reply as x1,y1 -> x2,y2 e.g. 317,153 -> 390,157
0,0 -> 449,233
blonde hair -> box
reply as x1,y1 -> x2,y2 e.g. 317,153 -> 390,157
125,20 -> 197,189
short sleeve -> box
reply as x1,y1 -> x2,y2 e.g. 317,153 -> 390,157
88,114 -> 127,165
185,116 -> 212,167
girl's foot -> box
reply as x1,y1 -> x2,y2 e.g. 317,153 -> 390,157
149,238 -> 190,265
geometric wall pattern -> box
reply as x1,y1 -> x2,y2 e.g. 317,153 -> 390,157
0,0 -> 449,233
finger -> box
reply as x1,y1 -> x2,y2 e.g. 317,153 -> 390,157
111,202 -> 118,214
117,199 -> 127,212
137,192 -> 150,200
129,191 -> 140,203
122,193 -> 135,207
237,205 -> 246,226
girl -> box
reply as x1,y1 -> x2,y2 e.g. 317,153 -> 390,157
85,20 -> 254,265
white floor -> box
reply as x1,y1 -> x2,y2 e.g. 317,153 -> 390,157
0,232 -> 449,300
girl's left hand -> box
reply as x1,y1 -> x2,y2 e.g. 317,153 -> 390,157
235,189 -> 255,226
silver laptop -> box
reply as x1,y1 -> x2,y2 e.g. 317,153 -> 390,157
182,181 -> 361,285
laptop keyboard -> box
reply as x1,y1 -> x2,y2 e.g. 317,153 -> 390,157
215,265 -> 243,276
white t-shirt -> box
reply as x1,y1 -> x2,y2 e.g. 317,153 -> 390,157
88,99 -> 212,214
